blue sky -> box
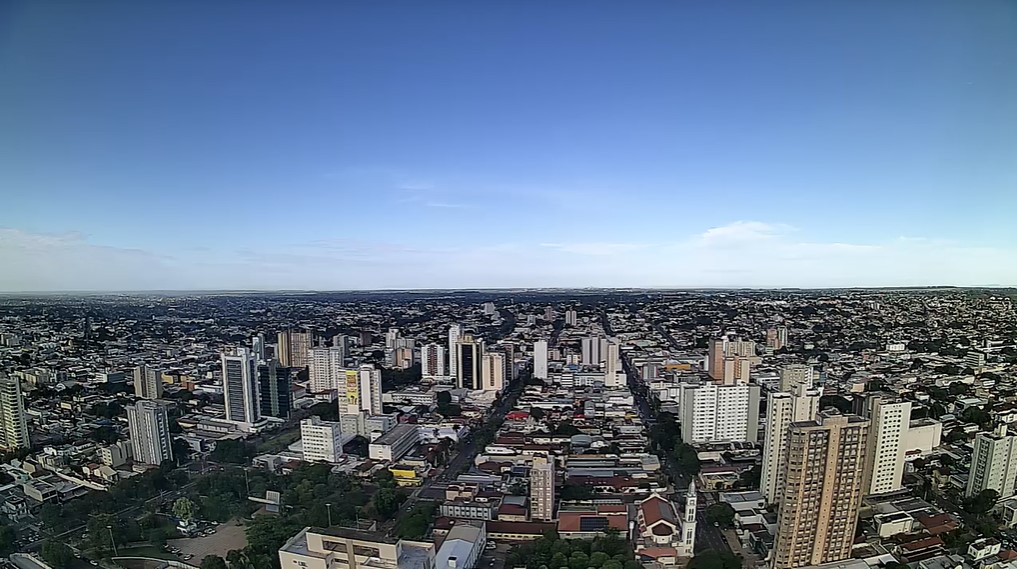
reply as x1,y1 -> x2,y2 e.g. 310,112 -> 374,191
1,1 -> 1015,290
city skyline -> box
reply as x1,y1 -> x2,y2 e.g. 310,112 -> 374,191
2,1 -> 1016,291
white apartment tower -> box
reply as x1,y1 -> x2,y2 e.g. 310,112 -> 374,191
0,376 -> 29,451
564,310 -> 578,326
678,382 -> 760,443
533,340 -> 549,380
604,341 -> 622,387
864,397 -> 913,495
481,352 -> 505,392
133,365 -> 163,400
358,364 -> 383,415
967,425 -> 1017,498
309,346 -> 345,393
448,324 -> 463,378
300,416 -> 344,463
421,344 -> 446,378
581,336 -> 603,366
761,383 -> 821,504
530,453 -> 555,521
127,400 -> 173,465
221,348 -> 260,425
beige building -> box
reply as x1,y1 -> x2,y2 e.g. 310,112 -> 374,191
0,376 -> 29,451
133,365 -> 163,399
481,352 -> 504,392
530,453 -> 555,521
278,527 -> 434,569
278,329 -> 312,369
760,382 -> 821,505
772,412 -> 870,569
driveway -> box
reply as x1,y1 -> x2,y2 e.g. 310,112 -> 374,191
167,521 -> 248,561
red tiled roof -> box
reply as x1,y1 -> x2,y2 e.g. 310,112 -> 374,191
640,494 -> 677,527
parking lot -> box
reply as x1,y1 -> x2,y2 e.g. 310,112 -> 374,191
166,521 -> 248,562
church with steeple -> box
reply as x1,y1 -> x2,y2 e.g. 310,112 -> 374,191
634,483 -> 698,564
677,482 -> 698,557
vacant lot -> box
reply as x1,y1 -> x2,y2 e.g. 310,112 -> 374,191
167,521 -> 248,561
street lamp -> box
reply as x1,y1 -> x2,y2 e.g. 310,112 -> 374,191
106,525 -> 118,557
325,503 -> 333,527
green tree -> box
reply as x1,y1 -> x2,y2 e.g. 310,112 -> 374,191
530,407 -> 546,421
201,556 -> 229,569
373,488 -> 407,518
705,503 -> 736,528
0,524 -> 15,556
210,439 -> 252,464
173,497 -> 198,521
965,489 -> 1000,515
41,541 -> 75,569
688,551 -> 742,569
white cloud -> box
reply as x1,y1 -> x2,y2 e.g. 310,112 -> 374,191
540,242 -> 648,256
697,221 -> 794,246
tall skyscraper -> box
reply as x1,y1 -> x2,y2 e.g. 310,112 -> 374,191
258,359 -> 292,419
533,340 -> 548,380
133,365 -> 163,400
309,346 -> 345,393
777,326 -> 789,349
604,340 -> 622,387
530,453 -> 555,521
501,344 -> 517,381
863,397 -> 912,495
581,336 -> 603,366
448,324 -> 463,378
278,329 -> 311,369
221,348 -> 260,425
421,344 -> 446,377
761,383 -> 821,504
564,310 -> 578,326
455,334 -> 483,390
339,365 -> 383,416
772,412 -> 870,569
0,376 -> 29,451
780,364 -> 814,392
252,333 -> 266,361
127,400 -> 173,465
481,352 -> 505,392
966,425 -> 1017,498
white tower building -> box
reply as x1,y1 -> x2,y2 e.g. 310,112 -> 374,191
677,482 -> 697,557
448,324 -> 463,378
533,340 -> 548,380
221,348 -> 260,425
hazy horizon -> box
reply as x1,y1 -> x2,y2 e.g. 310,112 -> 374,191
2,2 -> 1015,291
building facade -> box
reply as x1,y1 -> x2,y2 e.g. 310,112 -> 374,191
259,359 -> 292,419
222,348 -> 260,425
678,382 -> 760,443
481,352 -> 504,392
533,340 -> 548,380
301,417 -> 344,463
530,454 -> 555,521
0,376 -> 30,451
761,383 -> 821,504
967,425 -> 1017,498
133,365 -> 163,399
127,400 -> 173,465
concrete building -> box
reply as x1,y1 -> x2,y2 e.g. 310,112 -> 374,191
966,425 -> 1017,498
708,337 -> 757,384
780,365 -> 814,392
862,397 -> 912,495
435,522 -> 486,569
448,324 -> 463,379
278,328 -> 311,369
0,376 -> 30,451
481,352 -> 504,392
533,340 -> 548,380
772,412 -> 870,569
678,483 -> 697,557
421,344 -> 446,378
300,417 -> 344,463
339,365 -> 383,416
455,334 -> 483,391
309,347 -> 345,394
678,382 -> 760,443
530,453 -> 555,521
581,336 -> 604,366
564,310 -> 578,326
133,365 -> 163,399
259,359 -> 292,419
604,341 -> 622,388
761,383 -> 821,504
369,424 -> 419,462
222,348 -> 260,425
278,527 -> 435,569
127,400 -> 173,465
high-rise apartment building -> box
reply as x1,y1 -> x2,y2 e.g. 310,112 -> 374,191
0,376 -> 29,451
766,326 -> 789,351
339,365 -> 383,416
448,324 -> 463,378
277,329 -> 311,368
309,346 -> 345,393
708,337 -> 757,384
581,336 -> 603,366
258,359 -> 292,419
455,334 -> 483,390
252,333 -> 266,361
133,365 -> 163,399
533,340 -> 549,380
604,341 -> 622,387
300,416 -> 344,463
421,344 -> 446,378
772,412 -> 870,569
761,383 -> 821,504
564,310 -> 578,326
127,400 -> 173,465
221,348 -> 260,425
385,328 -> 400,349
481,352 -> 504,392
780,364 -> 814,392
501,344 -> 517,381
530,453 -> 555,521
863,397 -> 912,495
967,425 -> 1017,498
678,382 -> 760,443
